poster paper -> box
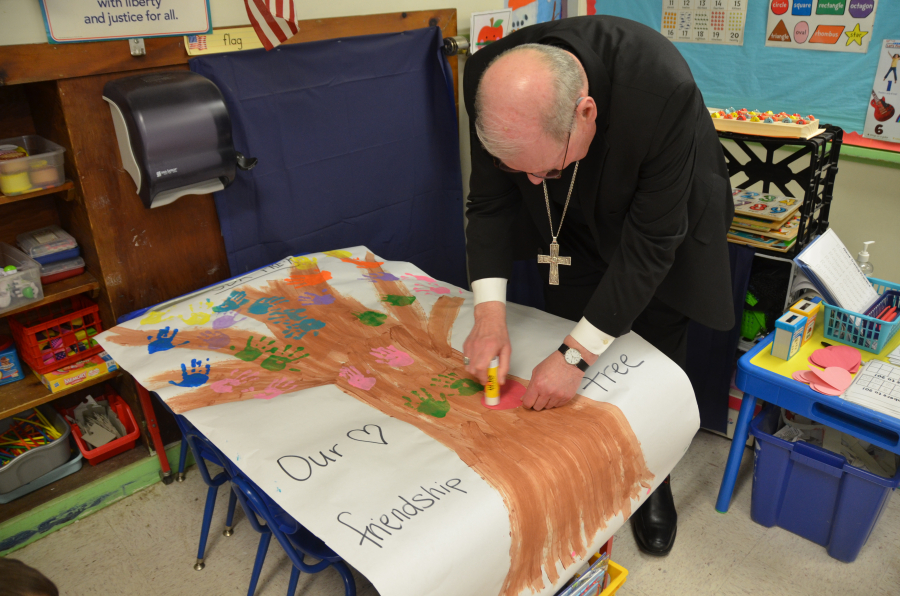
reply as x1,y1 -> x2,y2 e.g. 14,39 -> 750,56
764,0 -> 878,53
184,27 -> 265,56
863,39 -> 900,143
39,0 -> 212,44
471,9 -> 512,54
97,248 -> 699,596
661,0 -> 748,46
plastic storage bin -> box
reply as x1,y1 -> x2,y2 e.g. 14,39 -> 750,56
600,561 -> 627,596
60,386 -> 140,466
0,405 -> 72,494
0,334 -> 25,386
822,277 -> 900,354
40,257 -> 85,285
0,451 -> 82,504
749,404 -> 900,562
17,226 -> 79,265
0,242 -> 44,316
0,135 -> 66,196
9,295 -> 104,374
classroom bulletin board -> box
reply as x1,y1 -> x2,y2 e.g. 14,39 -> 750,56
592,0 -> 900,137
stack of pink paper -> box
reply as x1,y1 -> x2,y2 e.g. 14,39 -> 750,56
791,345 -> 862,396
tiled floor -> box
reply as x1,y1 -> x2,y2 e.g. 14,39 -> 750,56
6,431 -> 899,596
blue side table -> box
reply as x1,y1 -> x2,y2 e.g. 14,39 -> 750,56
715,329 -> 900,512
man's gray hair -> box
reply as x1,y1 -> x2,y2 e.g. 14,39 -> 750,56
474,44 -> 584,161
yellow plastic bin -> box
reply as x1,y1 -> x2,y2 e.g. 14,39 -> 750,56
600,561 -> 628,596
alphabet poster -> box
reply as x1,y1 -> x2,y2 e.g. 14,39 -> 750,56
764,0 -> 879,53
97,247 -> 700,596
864,39 -> 900,143
39,0 -> 211,44
661,0 -> 748,46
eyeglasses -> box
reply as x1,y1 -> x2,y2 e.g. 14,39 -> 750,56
491,97 -> 583,180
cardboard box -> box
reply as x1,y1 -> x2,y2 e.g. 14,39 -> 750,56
790,299 -> 820,345
772,311 -> 806,360
37,351 -> 117,393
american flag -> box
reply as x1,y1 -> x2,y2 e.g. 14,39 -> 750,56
188,35 -> 207,50
244,0 -> 298,51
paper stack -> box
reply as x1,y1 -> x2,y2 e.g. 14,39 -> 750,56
841,360 -> 900,420
68,395 -> 127,449
727,188 -> 802,252
889,345 -> 900,367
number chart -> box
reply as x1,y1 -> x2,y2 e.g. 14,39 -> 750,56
661,0 -> 746,46
863,39 -> 900,143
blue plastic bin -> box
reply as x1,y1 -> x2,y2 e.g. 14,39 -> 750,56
749,404 -> 900,562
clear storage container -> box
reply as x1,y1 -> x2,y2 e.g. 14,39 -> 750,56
40,257 -> 86,284
0,243 -> 44,315
17,225 -> 78,260
0,135 -> 66,196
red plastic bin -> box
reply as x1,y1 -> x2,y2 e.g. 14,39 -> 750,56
59,386 -> 140,466
9,295 -> 104,375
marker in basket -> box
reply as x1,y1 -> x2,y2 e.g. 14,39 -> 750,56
485,356 -> 500,406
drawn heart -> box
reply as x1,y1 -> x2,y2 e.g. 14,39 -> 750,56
347,424 -> 387,445
807,366 -> 852,393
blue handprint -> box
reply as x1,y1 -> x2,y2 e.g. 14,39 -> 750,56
169,359 -> 211,388
147,327 -> 188,354
248,296 -> 289,315
211,291 -> 249,313
360,272 -> 399,282
268,307 -> 308,323
282,317 -> 326,340
298,290 -> 335,306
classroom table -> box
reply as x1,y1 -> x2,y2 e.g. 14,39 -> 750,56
715,323 -> 900,513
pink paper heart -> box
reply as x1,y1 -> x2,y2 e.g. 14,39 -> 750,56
810,381 -> 843,396
791,370 -> 816,384
809,346 -> 862,373
807,366 -> 852,393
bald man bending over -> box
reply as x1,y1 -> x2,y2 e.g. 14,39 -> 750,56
462,16 -> 735,556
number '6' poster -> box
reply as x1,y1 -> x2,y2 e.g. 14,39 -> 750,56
864,39 -> 900,143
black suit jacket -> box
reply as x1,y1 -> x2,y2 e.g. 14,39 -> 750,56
464,16 -> 735,335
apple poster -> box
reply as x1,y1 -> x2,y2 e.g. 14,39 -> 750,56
471,9 -> 511,54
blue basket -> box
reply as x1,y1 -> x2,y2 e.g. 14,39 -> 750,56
822,277 -> 900,354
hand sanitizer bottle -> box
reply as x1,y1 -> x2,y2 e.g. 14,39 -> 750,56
857,241 -> 874,276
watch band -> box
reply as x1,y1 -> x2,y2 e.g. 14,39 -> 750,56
558,343 -> 589,372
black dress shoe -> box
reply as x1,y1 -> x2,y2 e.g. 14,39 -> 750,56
631,475 -> 677,556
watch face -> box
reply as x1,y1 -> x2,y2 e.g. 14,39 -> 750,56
564,348 -> 581,365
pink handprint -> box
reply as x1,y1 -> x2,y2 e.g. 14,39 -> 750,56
370,345 -> 415,367
298,290 -> 335,306
339,366 -> 376,390
413,282 -> 451,296
196,330 -> 231,350
249,377 -> 298,400
403,273 -> 436,282
210,370 -> 259,394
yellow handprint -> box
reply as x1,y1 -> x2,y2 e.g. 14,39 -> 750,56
178,301 -> 212,326
140,309 -> 175,326
323,250 -> 352,259
290,255 -> 319,271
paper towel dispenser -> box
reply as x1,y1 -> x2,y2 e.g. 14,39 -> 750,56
103,71 -> 257,209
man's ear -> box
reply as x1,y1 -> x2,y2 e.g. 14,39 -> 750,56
579,96 -> 598,125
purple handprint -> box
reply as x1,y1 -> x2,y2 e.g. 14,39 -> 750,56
210,370 -> 259,394
339,366 -> 376,390
169,359 -> 211,388
212,311 -> 247,330
370,345 -> 415,367
298,290 -> 335,306
196,330 -> 231,350
360,272 -> 399,282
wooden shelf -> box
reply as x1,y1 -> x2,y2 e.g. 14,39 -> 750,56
0,271 -> 100,320
0,180 -> 75,206
0,362 -> 120,420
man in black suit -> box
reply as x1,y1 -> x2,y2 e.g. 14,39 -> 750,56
461,16 -> 734,556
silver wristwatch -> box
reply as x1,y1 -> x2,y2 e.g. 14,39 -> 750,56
558,343 -> 589,372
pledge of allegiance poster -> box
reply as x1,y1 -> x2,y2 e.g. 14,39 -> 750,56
764,0 -> 878,54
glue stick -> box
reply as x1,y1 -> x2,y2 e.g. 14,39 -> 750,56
485,357 -> 500,406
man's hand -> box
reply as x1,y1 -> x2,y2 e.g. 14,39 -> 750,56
463,301 -> 511,385
522,335 -> 598,411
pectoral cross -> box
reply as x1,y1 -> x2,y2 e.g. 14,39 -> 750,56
537,239 -> 571,286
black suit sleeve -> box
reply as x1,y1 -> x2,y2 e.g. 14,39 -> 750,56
464,109 -> 523,283
583,81 -> 701,337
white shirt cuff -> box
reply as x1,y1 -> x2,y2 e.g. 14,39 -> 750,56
570,317 -> 615,357
471,278 -> 507,306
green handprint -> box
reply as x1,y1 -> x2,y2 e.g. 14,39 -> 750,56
430,372 -> 483,396
230,335 -> 277,362
261,345 -> 309,371
402,387 -> 451,418
353,311 -> 387,327
382,295 -> 417,307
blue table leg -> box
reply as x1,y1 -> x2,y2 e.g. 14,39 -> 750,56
715,392 -> 759,513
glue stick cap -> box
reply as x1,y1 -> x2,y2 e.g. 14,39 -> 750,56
489,356 -> 499,369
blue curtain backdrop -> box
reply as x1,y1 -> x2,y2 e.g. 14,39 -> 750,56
593,0 -> 900,135
189,27 -> 467,288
